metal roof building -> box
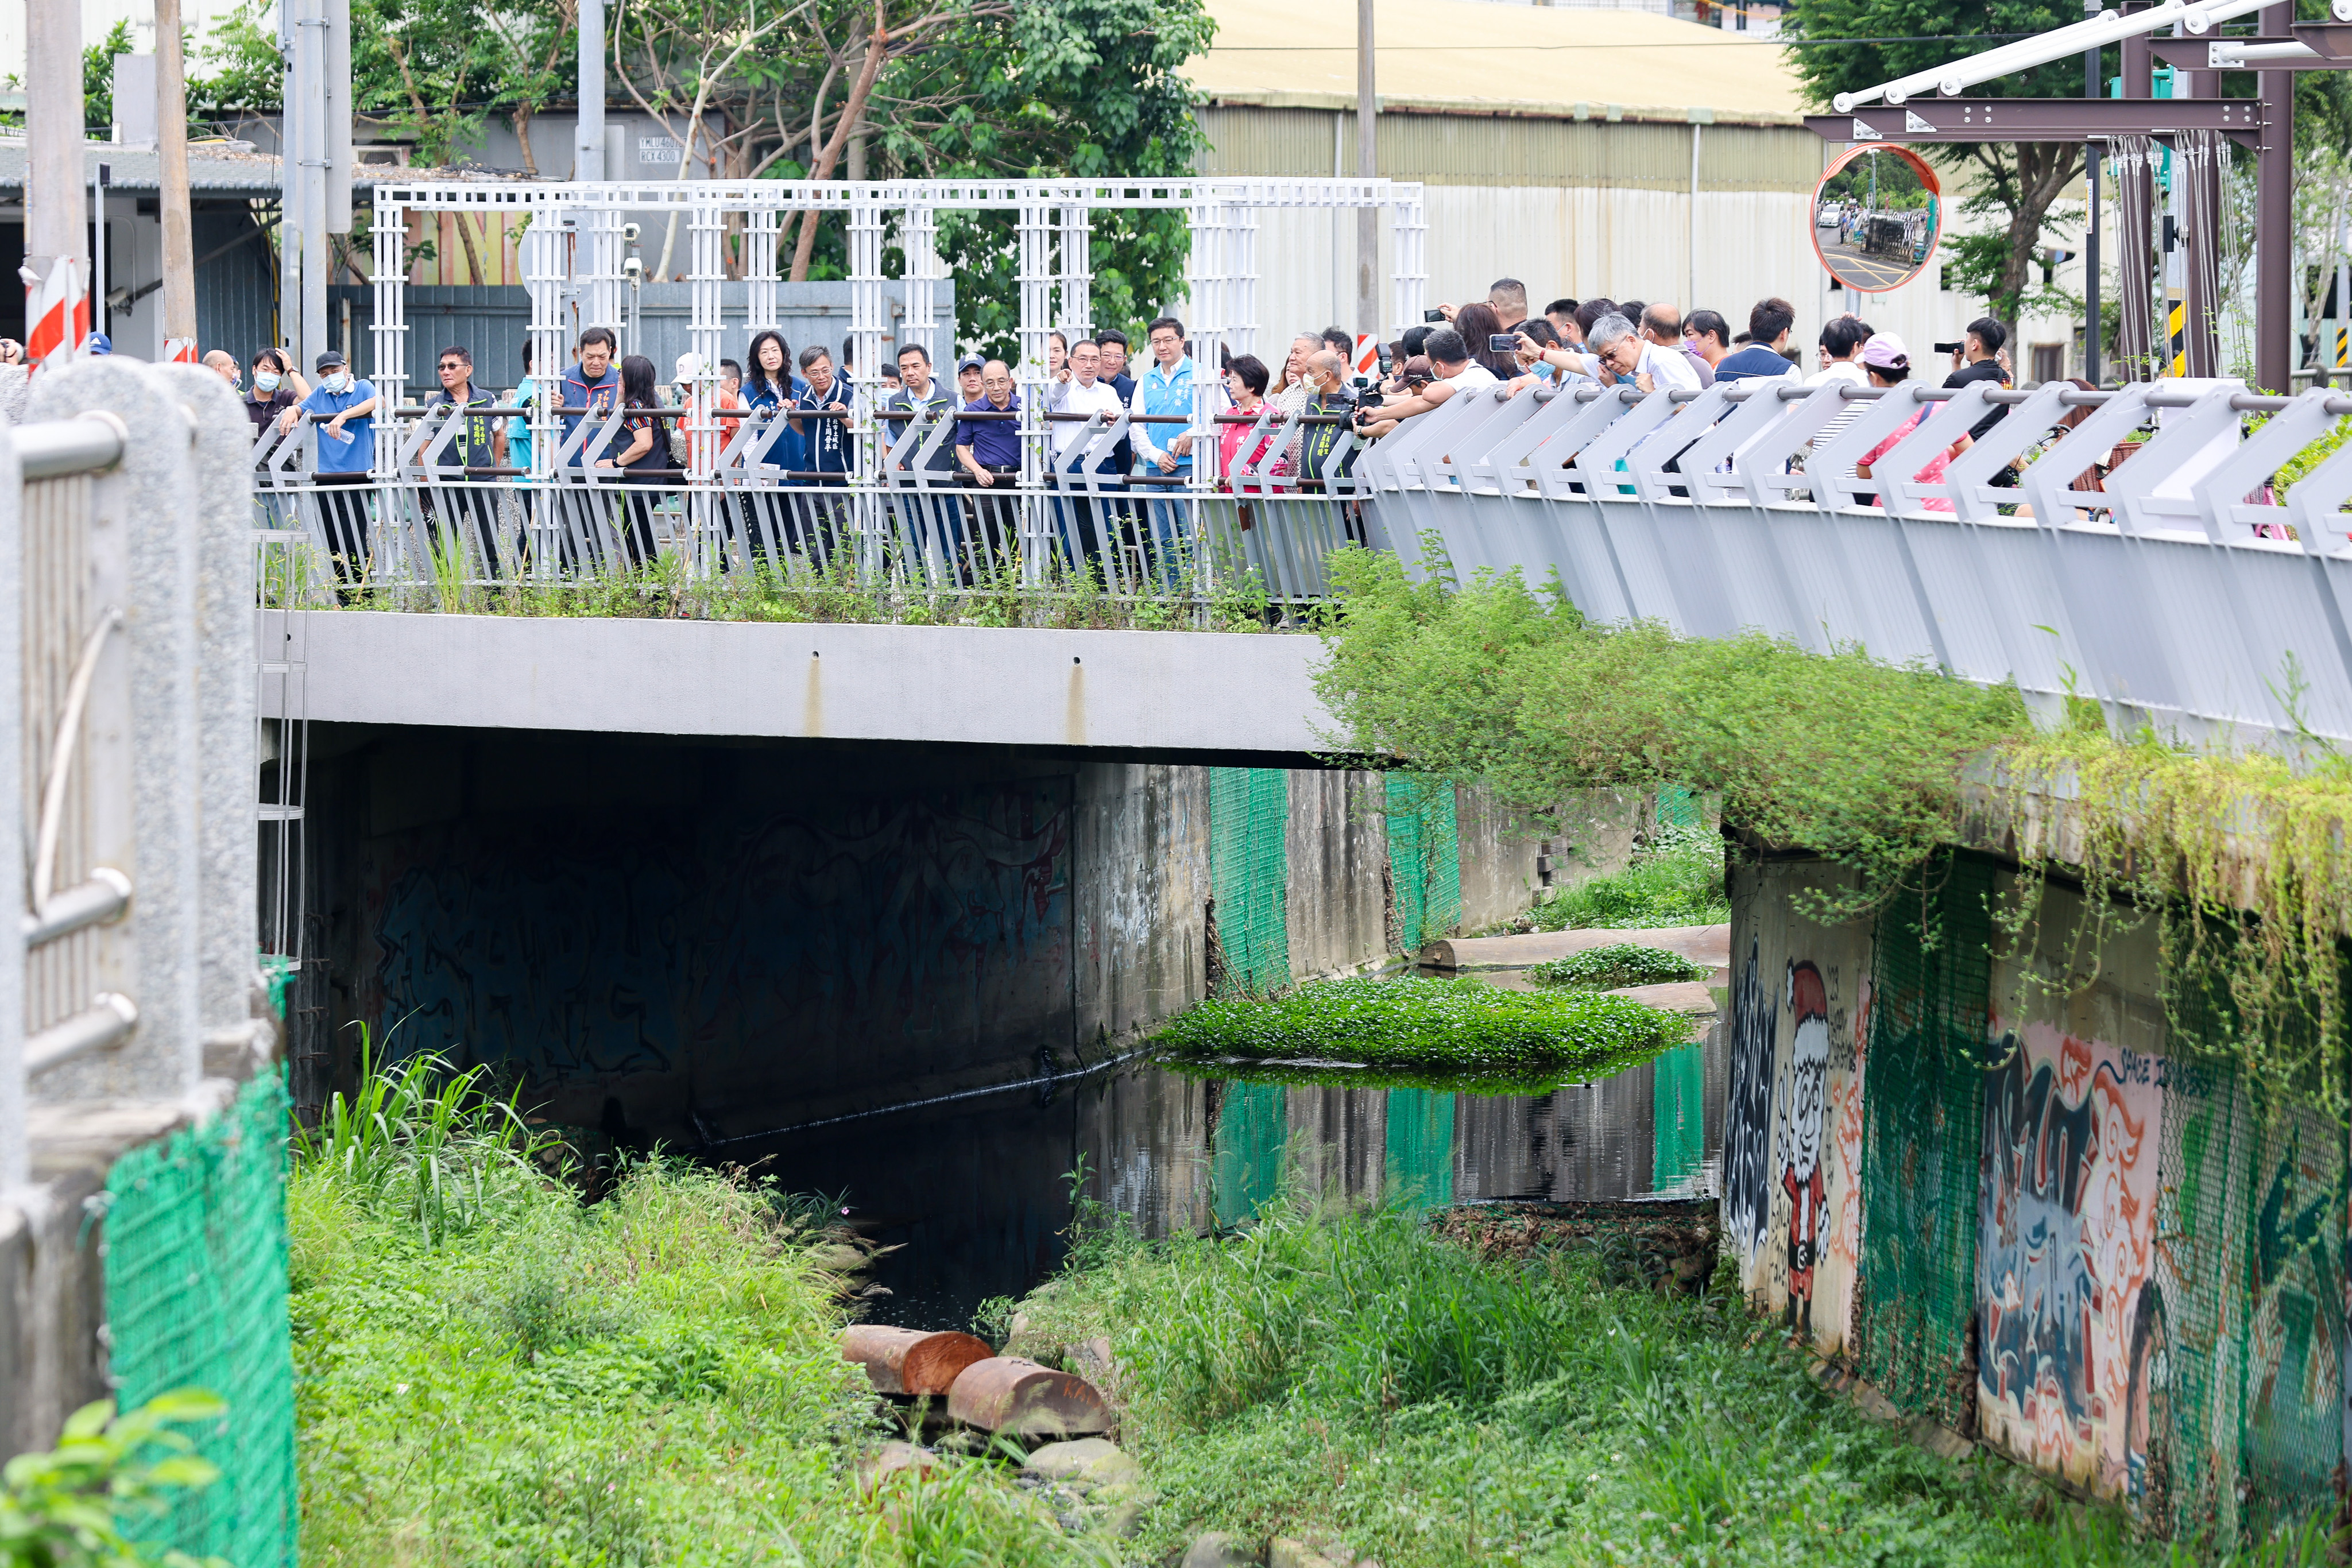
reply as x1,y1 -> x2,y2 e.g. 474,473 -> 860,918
1186,0 -> 2080,371
0,142 -> 283,363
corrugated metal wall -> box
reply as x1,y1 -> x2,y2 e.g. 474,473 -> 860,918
1193,102 -> 1982,374
192,206 -> 279,365
1198,105 -> 1821,192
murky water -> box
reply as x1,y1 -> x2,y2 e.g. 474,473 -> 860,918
731,1021 -> 1727,1331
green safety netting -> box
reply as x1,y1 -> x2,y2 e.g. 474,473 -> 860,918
1383,1088 -> 1456,1213
103,1070 -> 298,1568
1208,766 -> 1291,997
2148,979 -> 2347,1543
1654,784 -> 1704,833
1651,1043 -> 1708,1195
1853,852 -> 1996,1431
1385,775 -> 1461,955
1212,1080 -> 1288,1226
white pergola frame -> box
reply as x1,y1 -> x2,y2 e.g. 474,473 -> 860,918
366,177 -> 1429,492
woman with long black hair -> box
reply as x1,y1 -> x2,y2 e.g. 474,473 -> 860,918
592,353 -> 669,568
737,328 -> 804,572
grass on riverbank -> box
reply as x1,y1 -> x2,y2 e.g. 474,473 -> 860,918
1011,1203 -> 2326,1567
1152,975 -> 1691,1078
1531,818 -> 1730,932
290,1056 -> 1113,1566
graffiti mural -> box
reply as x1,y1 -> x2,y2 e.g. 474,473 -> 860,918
1978,1024 -> 2160,1496
1775,963 -> 1832,1337
1724,937 -> 1777,1272
359,778 -> 1075,1133
1819,970 -> 1871,1349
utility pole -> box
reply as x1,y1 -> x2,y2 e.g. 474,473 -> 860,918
278,0 -> 303,357
157,0 -> 199,361
1354,0 -> 1376,339
2256,0 -> 2293,390
23,0 -> 87,365
2083,0 -> 2101,386
576,0 -> 606,180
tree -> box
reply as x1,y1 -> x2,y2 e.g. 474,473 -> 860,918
873,0 -> 1214,355
1782,0 -> 2089,327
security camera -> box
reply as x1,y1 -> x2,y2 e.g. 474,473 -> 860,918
621,221 -> 641,244
622,255 -> 645,284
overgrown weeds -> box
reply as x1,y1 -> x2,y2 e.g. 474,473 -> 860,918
291,1060 -> 1113,1565
1016,1204 -> 2327,1566
1530,818 -> 1731,932
277,536 -> 1307,634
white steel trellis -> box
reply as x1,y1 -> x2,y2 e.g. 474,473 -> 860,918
365,177 -> 1428,496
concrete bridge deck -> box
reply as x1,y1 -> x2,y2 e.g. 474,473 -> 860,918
269,611 -> 1337,758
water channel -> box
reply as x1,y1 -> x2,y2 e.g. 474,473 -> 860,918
729,1019 -> 1728,1330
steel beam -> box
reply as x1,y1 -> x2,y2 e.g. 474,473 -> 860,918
1805,97 -> 2264,145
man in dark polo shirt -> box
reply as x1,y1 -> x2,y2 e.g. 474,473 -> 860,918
955,358 -> 1022,570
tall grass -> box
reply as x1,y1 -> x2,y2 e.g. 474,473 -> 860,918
293,1029 -> 553,1246
1533,818 -> 1730,931
1015,1203 -> 2330,1567
291,1053 -> 1111,1566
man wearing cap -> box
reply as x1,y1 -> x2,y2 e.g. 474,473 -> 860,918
279,349 -> 378,595
956,354 -> 985,406
1854,332 -> 1955,514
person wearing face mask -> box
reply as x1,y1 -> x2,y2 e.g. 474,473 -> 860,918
279,350 -> 378,595
203,350 -> 239,388
245,347 -> 307,435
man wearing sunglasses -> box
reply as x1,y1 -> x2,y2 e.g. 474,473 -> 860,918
423,344 -> 508,578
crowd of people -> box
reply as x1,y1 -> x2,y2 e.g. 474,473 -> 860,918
200,276 -> 2028,583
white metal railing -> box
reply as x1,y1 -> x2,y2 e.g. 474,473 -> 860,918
1364,372 -> 2352,750
1,362 -> 261,1195
249,395 -> 1382,609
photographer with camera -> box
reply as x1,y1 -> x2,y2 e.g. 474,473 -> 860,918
1351,329 -> 1497,440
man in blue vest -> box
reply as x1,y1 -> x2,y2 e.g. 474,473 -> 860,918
1127,316 -> 1197,588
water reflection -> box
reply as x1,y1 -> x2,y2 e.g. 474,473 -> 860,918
732,1020 -> 1724,1330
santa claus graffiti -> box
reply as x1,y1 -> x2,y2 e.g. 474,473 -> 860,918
1778,961 -> 1832,1338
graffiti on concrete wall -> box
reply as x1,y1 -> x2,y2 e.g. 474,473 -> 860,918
1724,937 -> 1777,1273
1978,1025 -> 2160,1496
1776,962 -> 1832,1338
1822,970 -> 1871,1349
359,780 -> 1074,1124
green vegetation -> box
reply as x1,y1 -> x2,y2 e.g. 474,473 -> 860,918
1153,975 -> 1690,1078
1008,1202 -> 2284,1567
291,1059 -> 1115,1566
1530,818 -> 1731,932
270,541 -> 1307,634
1313,544 -> 2352,1119
1525,942 -> 1711,992
2,1392 -> 230,1568
1313,548 -> 2021,926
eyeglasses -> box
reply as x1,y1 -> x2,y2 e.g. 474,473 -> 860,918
438,361 -> 466,371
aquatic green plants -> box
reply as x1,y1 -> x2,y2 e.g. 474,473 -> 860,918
1525,942 -> 1710,992
1152,975 -> 1690,1077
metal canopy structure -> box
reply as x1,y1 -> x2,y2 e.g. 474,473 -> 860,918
1807,0 -> 2352,390
365,176 -> 1428,488
1805,98 -> 2265,145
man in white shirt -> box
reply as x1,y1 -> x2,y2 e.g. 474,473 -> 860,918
1581,312 -> 1700,393
1352,328 -> 1496,438
1808,315 -> 1869,386
1053,338 -> 1125,568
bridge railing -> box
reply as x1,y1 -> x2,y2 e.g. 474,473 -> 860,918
249,391 -> 1383,613
1357,372 -> 2352,749
3,359 -> 272,1464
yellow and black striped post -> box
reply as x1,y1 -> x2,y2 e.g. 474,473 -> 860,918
2167,299 -> 2187,379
